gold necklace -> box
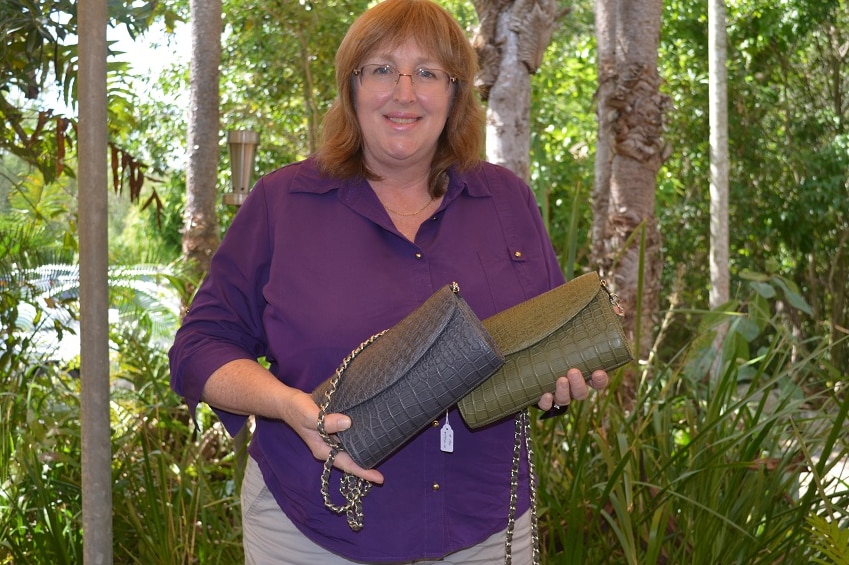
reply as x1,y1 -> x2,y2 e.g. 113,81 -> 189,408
381,196 -> 435,217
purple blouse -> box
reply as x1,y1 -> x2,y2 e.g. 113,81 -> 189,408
169,157 -> 564,562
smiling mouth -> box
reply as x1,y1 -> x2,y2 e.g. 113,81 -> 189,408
388,117 -> 418,124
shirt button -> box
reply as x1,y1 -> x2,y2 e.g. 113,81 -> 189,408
432,420 -> 440,428
514,250 -> 523,258
415,252 -> 422,259
432,483 -> 440,491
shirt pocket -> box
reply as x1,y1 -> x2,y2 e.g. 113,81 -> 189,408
477,246 -> 552,315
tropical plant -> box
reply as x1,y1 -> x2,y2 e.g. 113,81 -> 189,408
0,229 -> 240,562
1,0 -> 183,176
533,270 -> 848,564
657,0 -> 849,373
0,225 -> 83,563
0,216 -> 206,563
109,322 -> 243,564
0,315 -> 243,563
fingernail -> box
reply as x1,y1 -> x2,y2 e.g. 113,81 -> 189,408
338,417 -> 351,431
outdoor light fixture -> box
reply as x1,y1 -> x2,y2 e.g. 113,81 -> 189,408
223,129 -> 260,206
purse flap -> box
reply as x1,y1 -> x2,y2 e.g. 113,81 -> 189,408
314,284 -> 459,413
483,272 -> 601,356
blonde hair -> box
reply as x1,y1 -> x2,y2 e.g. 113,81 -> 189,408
315,0 -> 485,196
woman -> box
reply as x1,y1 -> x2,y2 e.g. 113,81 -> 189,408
169,1 -> 608,563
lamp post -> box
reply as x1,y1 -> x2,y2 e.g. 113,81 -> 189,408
222,129 -> 259,475
223,129 -> 259,206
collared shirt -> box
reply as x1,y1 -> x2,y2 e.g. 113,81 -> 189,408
169,157 -> 564,563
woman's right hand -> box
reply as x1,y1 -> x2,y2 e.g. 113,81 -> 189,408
202,359 -> 384,485
282,389 -> 385,485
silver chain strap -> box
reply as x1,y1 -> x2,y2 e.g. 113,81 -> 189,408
601,279 -> 625,317
316,329 -> 386,531
319,342 -> 542,558
316,283 -> 461,532
505,409 -> 540,565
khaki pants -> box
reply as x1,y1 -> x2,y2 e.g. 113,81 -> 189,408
241,456 -> 533,565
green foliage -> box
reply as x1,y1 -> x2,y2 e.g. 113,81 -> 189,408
0,366 -> 84,564
0,1 -> 187,261
0,231 -> 239,562
220,0 -> 371,173
534,274 -> 848,565
0,1 -> 183,166
530,8 -> 598,270
1,160 -> 79,259
0,0 -> 78,103
656,0 -> 849,366
807,515 -> 849,565
109,323 -> 243,564
0,228 -> 82,563
0,318 -> 243,563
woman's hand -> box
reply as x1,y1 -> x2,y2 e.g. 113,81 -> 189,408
537,368 -> 609,416
283,389 -> 385,485
203,360 -> 385,485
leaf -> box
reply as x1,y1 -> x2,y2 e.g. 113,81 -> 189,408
732,315 -> 761,342
806,515 -> 849,565
749,281 -> 776,299
739,269 -> 772,283
772,275 -> 813,315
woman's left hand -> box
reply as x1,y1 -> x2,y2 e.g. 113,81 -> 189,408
537,368 -> 609,415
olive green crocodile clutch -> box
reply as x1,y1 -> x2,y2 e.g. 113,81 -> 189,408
457,272 -> 633,428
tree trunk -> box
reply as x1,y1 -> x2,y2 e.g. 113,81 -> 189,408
709,0 -> 729,311
591,0 -> 616,265
591,0 -> 669,381
183,0 -> 222,285
828,228 -> 849,373
472,0 -> 563,183
708,0 -> 730,371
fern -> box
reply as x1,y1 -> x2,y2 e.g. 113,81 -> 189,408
807,515 -> 849,565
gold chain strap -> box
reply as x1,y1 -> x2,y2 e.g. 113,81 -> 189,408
505,409 -> 540,565
316,330 -> 387,531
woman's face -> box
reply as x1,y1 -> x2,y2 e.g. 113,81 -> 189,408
354,38 -> 453,177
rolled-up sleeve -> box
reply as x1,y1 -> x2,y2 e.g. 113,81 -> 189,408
168,181 -> 273,435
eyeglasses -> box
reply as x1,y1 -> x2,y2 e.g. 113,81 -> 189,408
353,64 -> 456,96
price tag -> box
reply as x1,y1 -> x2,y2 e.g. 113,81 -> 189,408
440,412 -> 454,453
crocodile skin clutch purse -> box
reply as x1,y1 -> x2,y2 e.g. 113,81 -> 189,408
458,272 -> 633,429
313,283 -> 504,530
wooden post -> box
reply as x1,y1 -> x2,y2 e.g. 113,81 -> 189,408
78,0 -> 113,561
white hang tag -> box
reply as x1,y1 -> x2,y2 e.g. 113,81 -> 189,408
440,411 -> 454,453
